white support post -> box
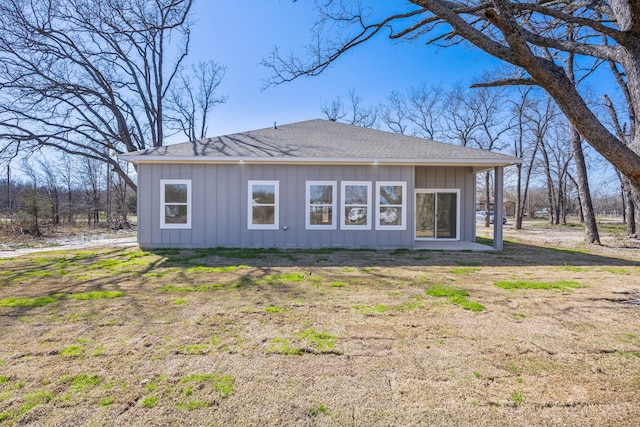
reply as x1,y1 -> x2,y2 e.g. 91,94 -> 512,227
493,166 -> 504,251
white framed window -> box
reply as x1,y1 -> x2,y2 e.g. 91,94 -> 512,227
160,179 -> 191,229
306,181 -> 337,230
376,181 -> 407,230
248,180 -> 279,230
341,181 -> 371,230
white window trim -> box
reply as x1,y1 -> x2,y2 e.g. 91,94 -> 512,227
160,179 -> 192,229
414,188 -> 460,241
375,181 -> 407,231
340,181 -> 372,230
248,180 -> 279,230
305,181 -> 337,230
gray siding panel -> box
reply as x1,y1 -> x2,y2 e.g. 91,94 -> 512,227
138,163 -> 450,249
414,166 -> 475,242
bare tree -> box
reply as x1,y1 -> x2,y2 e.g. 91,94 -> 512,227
379,91 -> 411,135
405,84 -> 445,140
508,86 -> 535,230
167,61 -> 228,142
604,61 -> 638,235
59,154 -> 78,225
38,159 -> 61,226
321,89 -> 378,128
19,160 -> 47,236
263,0 -> 640,204
78,157 -> 103,226
546,124 -> 574,225
526,96 -> 562,223
475,87 -> 512,226
0,0 -> 194,191
564,32 -> 600,243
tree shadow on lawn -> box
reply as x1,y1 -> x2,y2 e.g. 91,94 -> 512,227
147,239 -> 640,269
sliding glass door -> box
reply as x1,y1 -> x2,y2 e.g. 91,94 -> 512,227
415,190 -> 459,240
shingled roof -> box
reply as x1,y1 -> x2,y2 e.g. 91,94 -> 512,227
119,119 -> 520,168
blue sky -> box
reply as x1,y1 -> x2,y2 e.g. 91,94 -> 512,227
185,1 -> 501,139
184,2 -> 623,191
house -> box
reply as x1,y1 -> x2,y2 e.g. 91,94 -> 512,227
119,119 -> 521,251
475,200 -> 517,217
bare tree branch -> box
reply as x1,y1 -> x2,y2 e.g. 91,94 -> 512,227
0,0 -> 198,191
264,0 -> 640,191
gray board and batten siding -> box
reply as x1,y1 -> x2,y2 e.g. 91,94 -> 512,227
122,119 -> 521,250
136,163 -> 475,249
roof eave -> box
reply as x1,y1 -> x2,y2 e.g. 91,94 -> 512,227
118,155 -> 522,168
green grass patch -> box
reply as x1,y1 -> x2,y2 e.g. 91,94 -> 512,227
449,294 -> 486,312
0,296 -> 57,307
177,399 -> 209,410
126,250 -> 153,259
180,344 -> 209,355
309,403 -> 329,416
143,271 -> 171,278
330,281 -> 346,287
426,286 -> 485,312
450,267 -> 481,274
99,396 -> 115,406
494,280 -> 584,290
295,329 -> 337,351
598,267 -> 631,275
180,374 -> 235,397
66,374 -> 101,394
68,291 -> 124,300
160,280 -> 245,293
257,272 -> 311,285
264,306 -> 285,313
185,265 -> 250,274
455,260 -> 481,266
617,350 -> 640,358
161,284 -> 200,293
353,304 -> 387,314
265,338 -> 302,355
91,346 -> 106,357
215,248 -> 275,259
16,270 -> 52,278
391,249 -> 411,256
141,395 -> 158,408
557,266 -> 590,272
511,390 -> 524,406
60,345 -> 86,357
153,248 -> 181,256
597,222 -> 627,233
426,286 -> 469,298
394,296 -> 424,311
91,259 -> 123,269
20,390 -> 52,414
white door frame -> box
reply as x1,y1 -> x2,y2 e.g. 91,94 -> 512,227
414,189 -> 460,241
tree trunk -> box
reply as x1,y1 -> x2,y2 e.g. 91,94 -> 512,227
570,128 -> 600,244
515,163 -> 524,229
541,155 -> 554,225
623,178 -> 636,235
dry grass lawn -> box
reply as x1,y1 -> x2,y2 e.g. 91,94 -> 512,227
1,226 -> 640,426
